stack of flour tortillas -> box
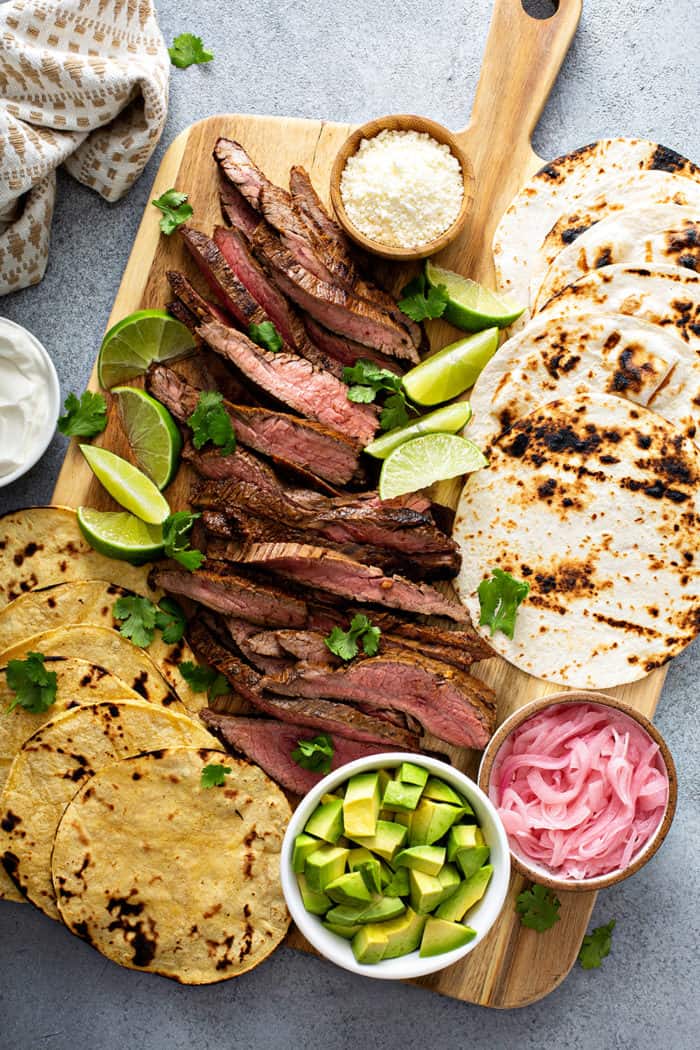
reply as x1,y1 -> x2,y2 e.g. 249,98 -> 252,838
454,138 -> 700,690
0,508 -> 291,981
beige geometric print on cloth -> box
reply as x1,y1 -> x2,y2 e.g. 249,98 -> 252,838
0,0 -> 169,295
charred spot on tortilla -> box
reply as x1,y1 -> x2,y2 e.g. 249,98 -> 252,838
651,144 -> 700,174
595,247 -> 613,269
678,253 -> 699,271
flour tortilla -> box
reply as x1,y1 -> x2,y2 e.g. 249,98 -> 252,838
492,139 -> 700,325
53,747 -> 291,983
454,393 -> 700,689
0,581 -> 207,713
533,206 -> 700,311
538,264 -> 700,351
0,657 -> 141,904
467,311 -> 700,450
0,699 -> 215,919
0,506 -> 159,609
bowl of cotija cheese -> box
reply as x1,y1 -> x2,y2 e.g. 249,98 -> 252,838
330,115 -> 474,260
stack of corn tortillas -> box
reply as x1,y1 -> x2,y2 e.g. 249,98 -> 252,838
0,508 -> 291,981
454,138 -> 700,689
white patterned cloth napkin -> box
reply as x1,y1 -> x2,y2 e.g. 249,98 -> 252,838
0,0 -> 169,295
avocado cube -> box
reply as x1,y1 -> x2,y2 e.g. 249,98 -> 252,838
409,799 -> 463,846
325,870 -> 373,906
455,846 -> 490,881
419,917 -> 476,958
422,776 -> 464,807
435,865 -> 493,921
343,772 -> 381,837
360,895 -> 406,923
325,903 -> 370,926
382,780 -> 423,812
380,906 -> 426,960
447,824 -> 484,861
305,798 -> 344,843
408,868 -> 445,914
436,863 -> 461,904
351,924 -> 387,964
348,819 -> 407,861
397,761 -> 429,787
321,792 -> 343,804
304,845 -> 349,892
297,872 -> 331,916
377,768 -> 392,794
394,845 -> 446,877
322,920 -> 361,940
384,866 -> 410,898
292,832 -> 322,873
356,859 -> 383,894
392,810 -> 412,829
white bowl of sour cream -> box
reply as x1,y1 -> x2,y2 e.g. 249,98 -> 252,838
0,317 -> 61,488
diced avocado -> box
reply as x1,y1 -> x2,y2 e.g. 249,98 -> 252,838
393,810 -> 412,829
381,906 -> 426,960
356,859 -> 383,894
378,808 -> 393,822
382,780 -> 423,812
398,761 -> 429,787
348,847 -> 374,868
435,864 -> 493,921
409,799 -> 462,846
321,792 -> 343,804
384,866 -> 410,897
422,776 -> 464,806
305,798 -> 344,843
325,870 -> 373,906
348,819 -> 407,861
436,862 -> 461,904
455,846 -> 490,881
292,832 -> 322,873
297,872 -> 331,916
325,903 -> 369,926
361,895 -> 406,923
447,824 -> 484,861
351,924 -> 387,964
377,768 -> 392,795
305,845 -> 349,892
394,845 -> 446,877
419,917 -> 476,958
322,920 -> 361,940
343,772 -> 381,837
408,868 -> 445,915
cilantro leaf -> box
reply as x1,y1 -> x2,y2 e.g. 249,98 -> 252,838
201,763 -> 232,788
477,568 -> 530,640
342,360 -> 403,397
179,660 -> 229,700
168,33 -> 214,69
379,393 -> 411,431
324,614 -> 381,661
113,596 -> 157,648
515,884 -> 561,932
152,188 -> 193,235
291,733 -> 334,774
187,391 -> 236,456
5,652 -> 57,714
249,321 -> 283,353
398,273 -> 448,322
346,384 -> 377,404
162,511 -> 205,572
578,919 -> 615,969
342,360 -> 414,432
57,391 -> 107,438
154,597 -> 187,644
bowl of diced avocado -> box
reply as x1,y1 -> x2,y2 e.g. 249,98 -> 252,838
280,753 -> 511,978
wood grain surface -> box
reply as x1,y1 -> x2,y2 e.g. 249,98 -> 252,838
51,0 -> 672,1008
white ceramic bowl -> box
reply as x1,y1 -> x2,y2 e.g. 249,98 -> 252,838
0,319 -> 61,489
280,752 -> 511,980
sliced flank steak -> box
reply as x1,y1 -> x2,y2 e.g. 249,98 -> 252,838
213,137 -> 268,208
218,171 -> 260,237
189,619 -> 263,706
180,226 -> 264,329
302,314 -> 404,375
151,564 -> 307,627
166,270 -> 231,326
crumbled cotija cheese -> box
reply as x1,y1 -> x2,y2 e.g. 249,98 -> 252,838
340,129 -> 463,249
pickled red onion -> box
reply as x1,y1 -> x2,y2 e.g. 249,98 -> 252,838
489,703 -> 668,879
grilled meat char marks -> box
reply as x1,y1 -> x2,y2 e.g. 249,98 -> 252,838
150,565 -> 308,627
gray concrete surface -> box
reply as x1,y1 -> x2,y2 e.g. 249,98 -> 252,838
1,1 -> 699,1046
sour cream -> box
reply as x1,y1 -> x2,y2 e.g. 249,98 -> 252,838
0,318 -> 59,483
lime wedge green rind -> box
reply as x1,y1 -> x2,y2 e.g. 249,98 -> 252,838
425,262 -> 524,331
402,329 -> 500,407
379,434 -> 488,500
79,445 -> 171,525
77,507 -> 163,565
112,386 -> 182,490
98,309 -> 195,389
365,403 -> 472,460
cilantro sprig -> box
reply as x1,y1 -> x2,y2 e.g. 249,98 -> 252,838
578,919 -> 615,970
168,33 -> 213,69
4,652 -> 57,714
179,660 -> 229,701
515,884 -> 561,932
201,763 -> 232,788
154,597 -> 188,644
324,614 -> 381,662
162,511 -> 205,571
398,273 -> 448,323
112,595 -> 187,648
291,733 -> 334,774
249,321 -> 283,353
187,391 -> 236,456
477,568 -> 530,640
57,391 -> 107,439
342,360 -> 416,432
152,189 -> 193,235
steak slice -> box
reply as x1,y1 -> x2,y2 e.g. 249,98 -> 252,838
224,617 -> 291,676
199,712 -> 398,794
214,138 -> 268,207
218,171 -> 260,237
167,270 -> 231,325
302,315 -> 403,375
262,652 -> 496,749
227,541 -> 469,621
189,620 -> 263,705
167,299 -> 202,344
151,564 -> 307,627
199,320 -> 378,444
180,226 -> 264,328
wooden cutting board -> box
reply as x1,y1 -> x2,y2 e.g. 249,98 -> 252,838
52,0 -> 668,1007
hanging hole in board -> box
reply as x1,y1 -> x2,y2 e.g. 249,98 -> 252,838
521,0 -> 560,19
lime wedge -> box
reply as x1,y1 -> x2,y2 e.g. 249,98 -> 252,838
426,262 -> 524,331
98,309 -> 195,389
112,386 -> 182,490
80,445 -> 170,524
402,329 -> 499,406
379,434 -> 488,500
77,507 -> 164,564
365,403 -> 472,460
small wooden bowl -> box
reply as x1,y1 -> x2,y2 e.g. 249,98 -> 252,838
329,114 -> 475,261
478,691 -> 677,893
